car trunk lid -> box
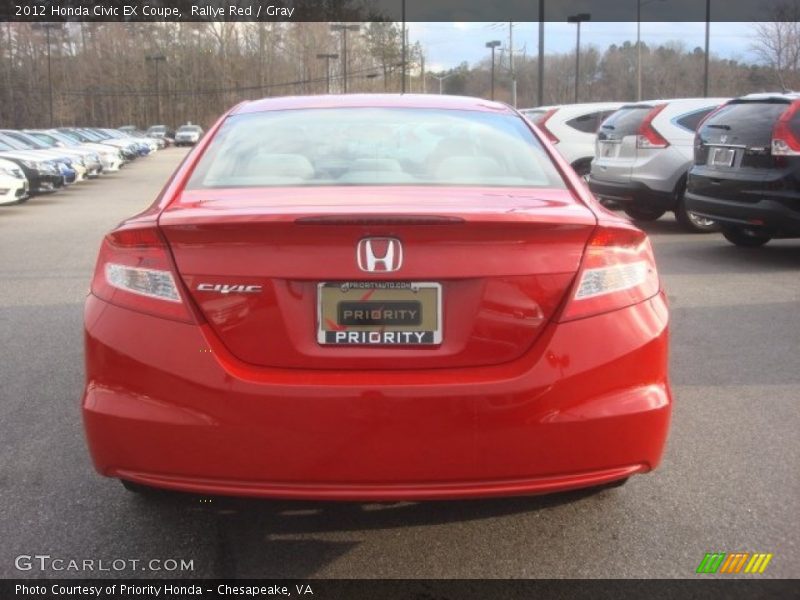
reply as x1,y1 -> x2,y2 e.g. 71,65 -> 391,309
159,187 -> 596,370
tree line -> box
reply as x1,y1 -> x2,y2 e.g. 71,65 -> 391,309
0,21 -> 796,129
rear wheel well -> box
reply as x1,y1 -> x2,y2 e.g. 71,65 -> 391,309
674,172 -> 720,233
673,172 -> 688,198
571,157 -> 592,170
570,158 -> 593,179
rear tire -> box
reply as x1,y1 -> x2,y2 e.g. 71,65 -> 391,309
623,205 -> 666,222
673,177 -> 720,233
721,226 -> 772,247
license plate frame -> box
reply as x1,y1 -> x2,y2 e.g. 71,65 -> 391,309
709,147 -> 736,168
317,281 -> 442,346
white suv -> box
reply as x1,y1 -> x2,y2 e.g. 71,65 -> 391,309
520,102 -> 624,178
588,97 -> 729,232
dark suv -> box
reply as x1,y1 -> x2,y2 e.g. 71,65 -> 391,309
685,93 -> 800,246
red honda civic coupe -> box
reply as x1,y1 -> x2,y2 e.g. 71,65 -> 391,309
82,94 -> 671,500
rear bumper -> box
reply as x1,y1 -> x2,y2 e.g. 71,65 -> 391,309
114,465 -> 648,501
684,191 -> 800,235
587,176 -> 675,211
82,292 -> 672,500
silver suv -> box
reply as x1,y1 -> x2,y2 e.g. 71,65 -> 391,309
588,97 -> 729,232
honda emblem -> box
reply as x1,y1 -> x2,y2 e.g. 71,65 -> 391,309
357,238 -> 403,272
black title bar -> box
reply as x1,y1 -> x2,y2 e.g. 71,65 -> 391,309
0,0 -> 791,22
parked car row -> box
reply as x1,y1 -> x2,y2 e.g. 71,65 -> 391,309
0,127 -> 161,206
523,98 -> 728,232
587,97 -> 728,232
524,94 -> 800,244
136,123 -> 204,147
520,102 -> 624,179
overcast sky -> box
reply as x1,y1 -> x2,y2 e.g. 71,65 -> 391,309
407,22 -> 761,72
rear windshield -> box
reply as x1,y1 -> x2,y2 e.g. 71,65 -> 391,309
699,101 -> 789,145
599,106 -> 652,138
178,126 -> 201,133
187,108 -> 566,189
674,108 -> 715,132
566,110 -> 618,134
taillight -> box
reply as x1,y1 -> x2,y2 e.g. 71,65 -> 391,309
90,224 -> 196,323
636,104 -> 670,149
536,108 -> 560,144
559,225 -> 660,322
771,99 -> 800,156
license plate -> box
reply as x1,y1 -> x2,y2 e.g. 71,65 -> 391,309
317,281 -> 442,345
600,143 -> 618,158
709,147 -> 735,167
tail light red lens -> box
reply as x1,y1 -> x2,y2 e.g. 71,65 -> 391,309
559,225 -> 660,322
637,104 -> 670,149
535,108 -> 561,144
91,224 -> 196,323
771,99 -> 800,156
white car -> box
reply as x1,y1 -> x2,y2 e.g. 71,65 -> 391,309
588,97 -> 730,232
174,124 -> 203,146
0,157 -> 29,205
520,102 -> 624,178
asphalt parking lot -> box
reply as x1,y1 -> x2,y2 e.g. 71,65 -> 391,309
1,148 -> 798,579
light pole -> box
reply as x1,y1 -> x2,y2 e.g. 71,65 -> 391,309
316,53 -> 338,94
31,23 -> 60,126
145,54 -> 166,124
5,23 -> 13,127
45,25 -> 53,126
538,0 -> 545,106
431,72 -> 455,95
509,22 -> 517,107
566,13 -> 590,104
636,0 -> 664,102
703,0 -> 711,97
637,1 -> 642,101
485,40 -> 501,100
401,0 -> 406,93
330,24 -> 360,93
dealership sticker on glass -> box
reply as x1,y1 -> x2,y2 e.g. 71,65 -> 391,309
317,281 -> 442,345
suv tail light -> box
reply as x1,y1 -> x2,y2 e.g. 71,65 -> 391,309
637,104 -> 670,149
91,224 -> 196,323
535,108 -> 560,144
559,225 -> 660,322
771,99 -> 800,156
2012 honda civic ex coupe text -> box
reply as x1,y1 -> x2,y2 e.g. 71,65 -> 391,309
81,95 -> 672,500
